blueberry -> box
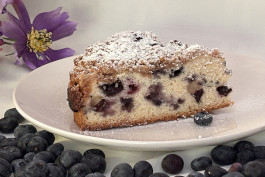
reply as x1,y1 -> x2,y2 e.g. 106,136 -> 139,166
4,108 -> 25,123
133,160 -> 153,177
169,66 -> 184,78
81,153 -> 106,173
25,159 -> 49,177
192,89 -> 204,103
161,154 -> 184,174
85,172 -> 106,177
216,86 -> 232,96
194,112 -> 213,126
127,84 -> 139,94
191,156 -> 212,171
35,130 -> 55,146
14,125 -> 37,139
204,165 -> 227,177
228,162 -> 243,172
234,141 -> 255,152
17,133 -> 36,153
187,171 -> 204,177
145,83 -> 164,106
0,117 -> 19,133
252,146 -> 265,159
93,99 -> 113,113
0,158 -> 11,177
210,145 -> 237,165
237,149 -> 255,165
11,159 -> 27,172
33,151 -> 55,163
59,150 -> 82,169
47,163 -> 67,177
111,163 -> 134,177
68,163 -> 91,177
14,169 -> 26,177
23,152 -> 36,163
242,161 -> 265,177
120,98 -> 134,112
152,70 -> 167,78
0,135 -> 6,143
83,149 -> 105,159
100,79 -> 124,96
222,172 -> 244,177
0,138 -> 17,147
46,143 -> 64,158
0,146 -> 22,162
27,136 -> 48,153
149,173 -> 169,177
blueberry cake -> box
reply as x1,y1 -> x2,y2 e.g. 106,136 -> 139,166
67,31 -> 233,131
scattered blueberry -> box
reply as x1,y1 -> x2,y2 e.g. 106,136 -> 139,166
59,150 -> 82,169
14,125 -> 37,139
228,162 -> 243,172
17,133 -> 36,153
133,160 -> 153,177
194,112 -> 213,126
27,136 -> 48,153
0,146 -> 22,162
46,143 -> 64,158
242,160 -> 265,177
204,165 -> 227,177
25,159 -> 49,177
216,86 -> 232,96
68,163 -> 91,177
83,149 -> 105,159
81,153 -> 106,173
23,152 -> 36,163
0,117 -> 19,133
4,108 -> 25,123
120,97 -> 134,112
0,138 -> 17,147
222,171 -> 244,177
11,159 -> 27,172
161,154 -> 184,174
111,163 -> 134,177
14,169 -> 26,177
0,158 -> 11,177
191,156 -> 212,171
149,172 -> 169,177
0,135 -> 6,143
85,172 -> 106,177
234,141 -> 255,152
100,79 -> 124,96
210,145 -> 237,165
47,163 -> 67,177
187,171 -> 204,177
35,130 -> 55,146
252,146 -> 265,159
33,151 -> 55,163
237,149 -> 255,165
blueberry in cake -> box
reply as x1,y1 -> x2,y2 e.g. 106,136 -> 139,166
67,31 -> 233,131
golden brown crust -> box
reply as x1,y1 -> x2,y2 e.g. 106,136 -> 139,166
74,101 -> 233,131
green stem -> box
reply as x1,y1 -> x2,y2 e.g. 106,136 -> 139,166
5,53 -> 15,56
4,41 -> 14,45
3,37 -> 15,42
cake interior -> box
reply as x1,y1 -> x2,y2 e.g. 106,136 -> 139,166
74,55 -> 232,130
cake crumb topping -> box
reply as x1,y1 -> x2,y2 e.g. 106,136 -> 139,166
73,31 -> 224,80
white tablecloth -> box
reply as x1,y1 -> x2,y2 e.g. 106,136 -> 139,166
1,0 -> 265,176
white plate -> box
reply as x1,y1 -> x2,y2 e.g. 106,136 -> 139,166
13,53 -> 265,151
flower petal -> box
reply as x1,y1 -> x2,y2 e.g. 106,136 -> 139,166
12,0 -> 31,31
2,18 -> 26,41
51,21 -> 77,41
0,0 -> 14,14
33,7 -> 69,32
14,41 -> 26,57
6,11 -> 28,34
21,50 -> 38,70
44,48 -> 75,61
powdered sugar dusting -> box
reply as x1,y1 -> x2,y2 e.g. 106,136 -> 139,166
73,31 -> 224,75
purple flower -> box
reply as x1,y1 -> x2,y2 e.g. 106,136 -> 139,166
2,0 -> 77,69
0,0 -> 14,14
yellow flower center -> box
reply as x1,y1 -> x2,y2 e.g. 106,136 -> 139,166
27,27 -> 52,53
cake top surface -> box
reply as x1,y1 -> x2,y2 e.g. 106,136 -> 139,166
72,31 -> 223,80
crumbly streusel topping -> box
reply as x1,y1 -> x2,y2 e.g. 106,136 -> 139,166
72,31 -> 224,80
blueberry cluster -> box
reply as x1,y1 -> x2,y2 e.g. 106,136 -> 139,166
1,108 -> 265,177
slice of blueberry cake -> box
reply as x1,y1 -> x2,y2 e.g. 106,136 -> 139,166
67,31 -> 233,131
